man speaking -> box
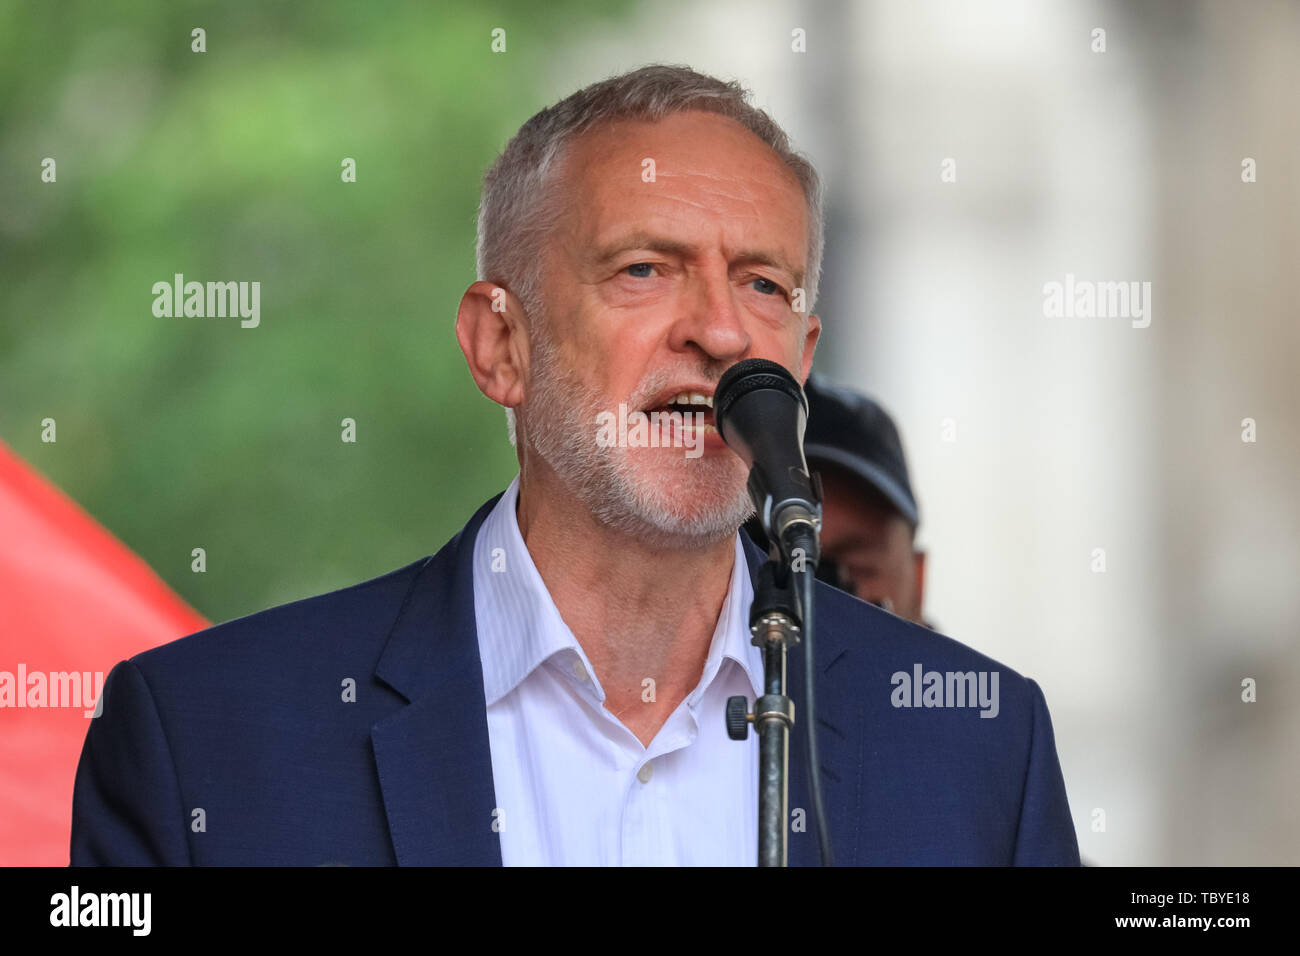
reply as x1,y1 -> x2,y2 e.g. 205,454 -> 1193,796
71,65 -> 1080,866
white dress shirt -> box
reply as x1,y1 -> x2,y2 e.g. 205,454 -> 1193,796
471,475 -> 764,866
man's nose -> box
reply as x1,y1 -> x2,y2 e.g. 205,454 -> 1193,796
666,264 -> 751,362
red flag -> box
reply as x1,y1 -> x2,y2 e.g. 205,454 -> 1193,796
0,440 -> 207,866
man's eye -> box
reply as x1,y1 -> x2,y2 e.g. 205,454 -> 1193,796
751,277 -> 782,295
625,263 -> 655,278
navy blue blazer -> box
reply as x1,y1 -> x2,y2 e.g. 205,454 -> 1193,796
71,492 -> 1081,866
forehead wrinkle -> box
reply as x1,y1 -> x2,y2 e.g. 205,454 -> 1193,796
568,130 -> 808,286
646,165 -> 798,217
589,195 -> 804,277
656,169 -> 808,283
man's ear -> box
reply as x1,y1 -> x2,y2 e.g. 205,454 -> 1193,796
798,312 -> 822,382
456,281 -> 528,410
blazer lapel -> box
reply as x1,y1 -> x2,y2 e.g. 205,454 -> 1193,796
371,493 -> 505,865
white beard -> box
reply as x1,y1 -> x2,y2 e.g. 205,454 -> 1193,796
518,321 -> 754,547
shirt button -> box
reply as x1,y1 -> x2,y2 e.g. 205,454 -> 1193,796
637,762 -> 654,784
572,658 -> 589,681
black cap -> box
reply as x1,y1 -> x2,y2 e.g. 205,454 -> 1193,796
802,373 -> 919,528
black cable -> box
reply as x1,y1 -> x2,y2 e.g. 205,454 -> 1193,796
797,564 -> 834,866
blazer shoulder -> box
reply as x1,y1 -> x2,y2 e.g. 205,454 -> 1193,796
816,580 -> 1044,722
130,554 -> 436,678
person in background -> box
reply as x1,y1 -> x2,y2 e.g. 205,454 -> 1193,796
745,372 -> 929,626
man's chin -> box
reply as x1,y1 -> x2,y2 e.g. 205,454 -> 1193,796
594,454 -> 753,543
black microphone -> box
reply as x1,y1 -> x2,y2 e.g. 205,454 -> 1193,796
714,358 -> 822,570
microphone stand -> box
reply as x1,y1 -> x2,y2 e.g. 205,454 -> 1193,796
712,357 -> 834,866
726,558 -> 803,866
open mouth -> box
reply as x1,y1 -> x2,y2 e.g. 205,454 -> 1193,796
646,391 -> 716,427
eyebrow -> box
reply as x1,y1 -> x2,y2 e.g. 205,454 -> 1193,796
592,231 -> 804,288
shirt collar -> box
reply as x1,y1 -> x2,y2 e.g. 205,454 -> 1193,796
472,475 -> 764,707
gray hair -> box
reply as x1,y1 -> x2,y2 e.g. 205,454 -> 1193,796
476,64 -> 825,446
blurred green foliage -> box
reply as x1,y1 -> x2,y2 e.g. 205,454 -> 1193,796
0,0 -> 630,622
